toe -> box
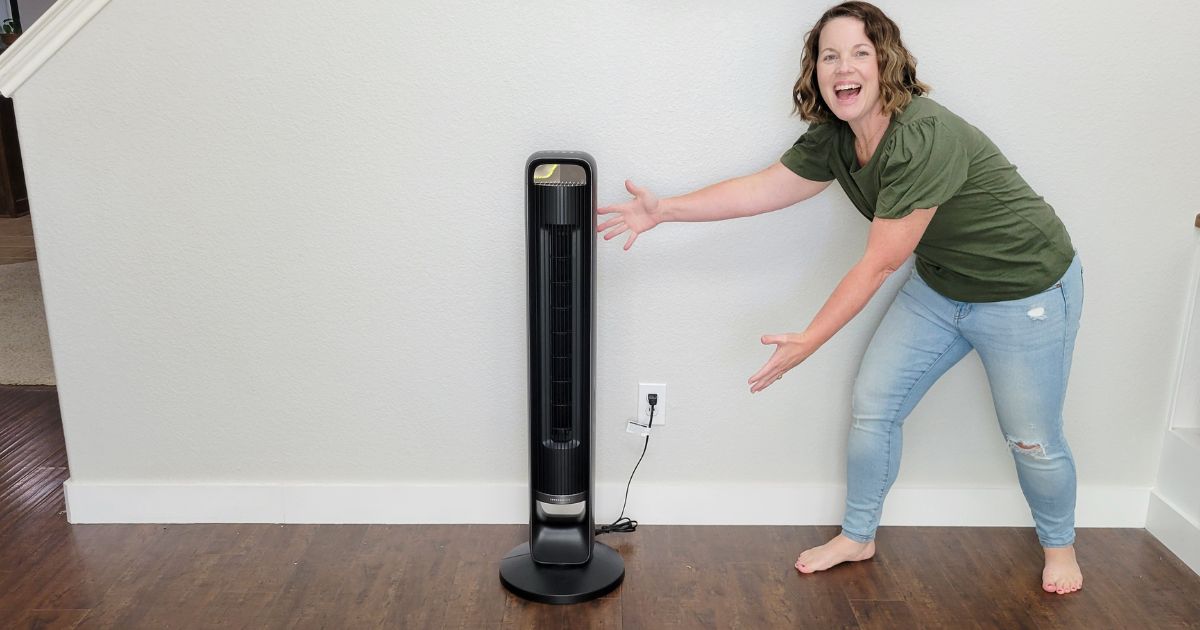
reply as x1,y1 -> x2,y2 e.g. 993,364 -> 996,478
1044,573 -> 1064,593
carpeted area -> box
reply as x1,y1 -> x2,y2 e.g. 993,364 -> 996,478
0,260 -> 55,385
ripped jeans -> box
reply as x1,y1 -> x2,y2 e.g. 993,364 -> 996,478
841,252 -> 1083,548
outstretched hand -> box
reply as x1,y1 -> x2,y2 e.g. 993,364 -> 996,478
596,180 -> 661,250
748,333 -> 817,393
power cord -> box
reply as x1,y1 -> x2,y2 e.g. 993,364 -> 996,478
595,393 -> 656,535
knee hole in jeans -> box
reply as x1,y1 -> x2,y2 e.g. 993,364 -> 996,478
1005,436 -> 1048,459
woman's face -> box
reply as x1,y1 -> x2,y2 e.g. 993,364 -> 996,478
816,17 -> 882,124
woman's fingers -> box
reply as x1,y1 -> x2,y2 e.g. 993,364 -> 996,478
748,363 -> 768,384
749,335 -> 790,392
599,182 -> 648,250
751,369 -> 785,393
597,215 -> 624,232
750,372 -> 776,393
748,351 -> 781,384
604,224 -> 629,241
749,367 -> 777,389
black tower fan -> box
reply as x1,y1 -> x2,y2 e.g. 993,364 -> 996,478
499,152 -> 625,603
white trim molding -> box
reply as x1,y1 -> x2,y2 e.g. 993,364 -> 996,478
1147,491 -> 1200,577
1166,242 -> 1200,431
0,0 -> 114,97
1149,429 -> 1200,577
1146,239 -> 1200,577
63,479 -> 1150,528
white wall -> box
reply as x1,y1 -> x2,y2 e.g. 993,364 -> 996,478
9,0 -> 1199,523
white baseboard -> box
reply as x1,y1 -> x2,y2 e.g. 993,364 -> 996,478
63,479 -> 1149,528
1147,491 -> 1200,577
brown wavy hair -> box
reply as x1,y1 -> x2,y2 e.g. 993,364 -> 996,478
792,1 -> 930,123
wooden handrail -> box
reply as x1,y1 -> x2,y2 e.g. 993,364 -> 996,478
1195,213 -> 1199,229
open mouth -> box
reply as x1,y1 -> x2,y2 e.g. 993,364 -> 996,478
835,83 -> 862,102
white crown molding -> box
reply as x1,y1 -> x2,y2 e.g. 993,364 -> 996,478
0,0 -> 114,97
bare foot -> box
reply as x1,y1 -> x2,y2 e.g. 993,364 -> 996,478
1042,545 -> 1083,594
795,533 -> 875,573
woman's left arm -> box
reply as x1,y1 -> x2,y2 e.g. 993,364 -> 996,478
748,207 -> 937,393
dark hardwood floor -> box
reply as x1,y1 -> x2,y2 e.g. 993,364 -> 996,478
2,384 -> 1199,629
0,214 -> 36,264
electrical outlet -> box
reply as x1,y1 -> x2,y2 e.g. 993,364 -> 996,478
637,383 -> 667,428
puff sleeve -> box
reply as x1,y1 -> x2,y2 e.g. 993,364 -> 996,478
874,118 -> 968,219
780,122 -> 837,182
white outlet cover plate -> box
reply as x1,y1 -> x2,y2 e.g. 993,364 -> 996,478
638,383 -> 667,427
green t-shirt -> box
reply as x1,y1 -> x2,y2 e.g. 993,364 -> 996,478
780,96 -> 1074,302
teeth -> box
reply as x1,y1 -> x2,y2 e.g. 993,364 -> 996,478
835,84 -> 861,92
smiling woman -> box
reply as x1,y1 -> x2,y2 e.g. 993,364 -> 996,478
596,0 -> 1084,596
793,3 -> 928,131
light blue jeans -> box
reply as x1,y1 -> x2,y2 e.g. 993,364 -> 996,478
842,253 -> 1083,548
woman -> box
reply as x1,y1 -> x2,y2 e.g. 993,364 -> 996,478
596,1 -> 1084,595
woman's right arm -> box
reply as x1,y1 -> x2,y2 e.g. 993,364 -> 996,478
662,161 -> 833,222
598,161 -> 833,250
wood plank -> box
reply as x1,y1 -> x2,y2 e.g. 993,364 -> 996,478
849,600 -> 918,630
13,608 -> 90,629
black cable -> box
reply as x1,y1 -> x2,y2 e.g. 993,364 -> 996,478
595,395 -> 656,535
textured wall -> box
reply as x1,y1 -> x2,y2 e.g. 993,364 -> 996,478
10,1 -> 1198,505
